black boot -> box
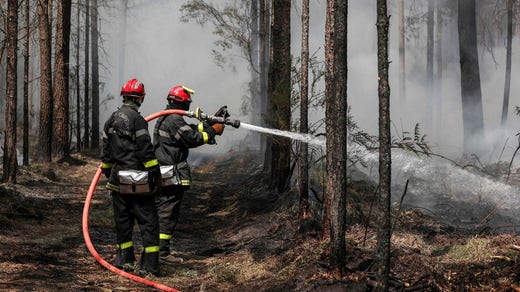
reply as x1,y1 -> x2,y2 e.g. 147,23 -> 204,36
138,249 -> 160,276
159,239 -> 183,264
114,247 -> 136,269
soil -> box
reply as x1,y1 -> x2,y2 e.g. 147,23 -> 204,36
1,151 -> 520,291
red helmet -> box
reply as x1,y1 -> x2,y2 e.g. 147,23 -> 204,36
167,85 -> 194,103
120,78 -> 146,99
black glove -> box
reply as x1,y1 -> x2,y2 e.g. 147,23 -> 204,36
147,165 -> 161,190
101,167 -> 111,179
214,106 -> 230,119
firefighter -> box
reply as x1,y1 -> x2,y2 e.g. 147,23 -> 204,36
153,85 -> 225,264
101,78 -> 161,276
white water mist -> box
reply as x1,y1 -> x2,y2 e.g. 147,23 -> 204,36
240,123 -> 520,231
240,123 -> 326,147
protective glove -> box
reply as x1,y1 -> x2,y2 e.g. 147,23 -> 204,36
214,106 -> 230,119
212,123 -> 225,136
102,167 -> 112,179
147,165 -> 161,190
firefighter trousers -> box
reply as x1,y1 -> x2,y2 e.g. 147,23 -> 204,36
111,191 -> 160,275
155,185 -> 185,252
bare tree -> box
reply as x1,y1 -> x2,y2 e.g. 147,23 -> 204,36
75,0 -> 81,152
298,0 -> 310,220
118,0 -> 127,86
37,0 -> 53,162
3,0 -> 18,183
53,0 -> 72,160
324,0 -> 348,275
458,0 -> 484,155
83,0 -> 90,149
23,0 -> 30,166
266,0 -> 291,192
376,0 -> 392,289
91,0 -> 99,149
501,0 -> 513,126
398,0 -> 405,101
426,0 -> 434,133
259,0 -> 270,154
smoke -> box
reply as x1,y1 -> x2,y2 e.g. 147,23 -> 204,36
98,1 -> 519,162
99,0 -> 250,153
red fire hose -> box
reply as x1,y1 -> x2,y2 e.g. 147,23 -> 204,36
82,109 -> 189,292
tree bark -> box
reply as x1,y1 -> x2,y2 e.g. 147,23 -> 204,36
298,0 -> 310,220
37,0 -> 53,163
23,0 -> 30,166
249,0 -> 261,149
83,0 -> 90,149
426,0 -> 434,133
324,0 -> 348,275
259,0 -> 269,159
377,0 -> 391,289
3,0 -> 18,183
398,0 -> 405,101
501,0 -> 513,126
53,0 -> 72,160
75,0 -> 81,152
118,0 -> 127,87
458,0 -> 484,155
434,0 -> 444,142
91,0 -> 100,149
266,0 -> 291,193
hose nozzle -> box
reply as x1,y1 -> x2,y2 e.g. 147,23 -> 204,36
224,118 -> 240,128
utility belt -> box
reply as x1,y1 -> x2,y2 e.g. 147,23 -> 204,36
160,161 -> 191,187
118,169 -> 151,195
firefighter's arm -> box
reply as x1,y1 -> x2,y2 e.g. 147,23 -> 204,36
101,117 -> 114,178
176,118 -> 215,147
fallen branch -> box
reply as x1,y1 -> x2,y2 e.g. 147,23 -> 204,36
510,244 -> 520,251
473,206 -> 499,230
490,255 -> 512,261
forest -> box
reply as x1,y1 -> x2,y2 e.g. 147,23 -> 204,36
1,0 -> 520,291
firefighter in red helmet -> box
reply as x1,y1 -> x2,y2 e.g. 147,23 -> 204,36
101,78 -> 161,276
153,85 -> 225,264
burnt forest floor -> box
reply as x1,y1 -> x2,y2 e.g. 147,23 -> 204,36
1,151 -> 520,291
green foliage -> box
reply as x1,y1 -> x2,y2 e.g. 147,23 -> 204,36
391,123 -> 432,156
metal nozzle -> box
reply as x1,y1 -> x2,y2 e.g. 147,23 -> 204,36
225,119 -> 240,128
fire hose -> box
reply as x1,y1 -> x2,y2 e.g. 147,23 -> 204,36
82,108 -> 240,291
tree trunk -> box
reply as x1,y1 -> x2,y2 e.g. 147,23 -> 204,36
23,0 -> 30,166
266,0 -> 291,193
249,0 -> 261,149
3,0 -> 18,183
458,0 -> 484,155
37,0 -> 53,163
83,0 -> 90,149
434,0 -> 444,142
53,0 -> 72,160
501,0 -> 513,126
75,0 -> 81,152
298,0 -> 310,220
118,0 -> 127,86
376,0 -> 391,289
324,0 -> 348,275
398,0 -> 405,101
426,0 -> 434,134
261,0 -> 270,171
91,0 -> 100,150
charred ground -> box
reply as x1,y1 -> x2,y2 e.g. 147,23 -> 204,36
1,152 -> 520,291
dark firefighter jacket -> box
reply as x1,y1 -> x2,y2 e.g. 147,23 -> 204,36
101,103 -> 158,191
153,106 -> 214,187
